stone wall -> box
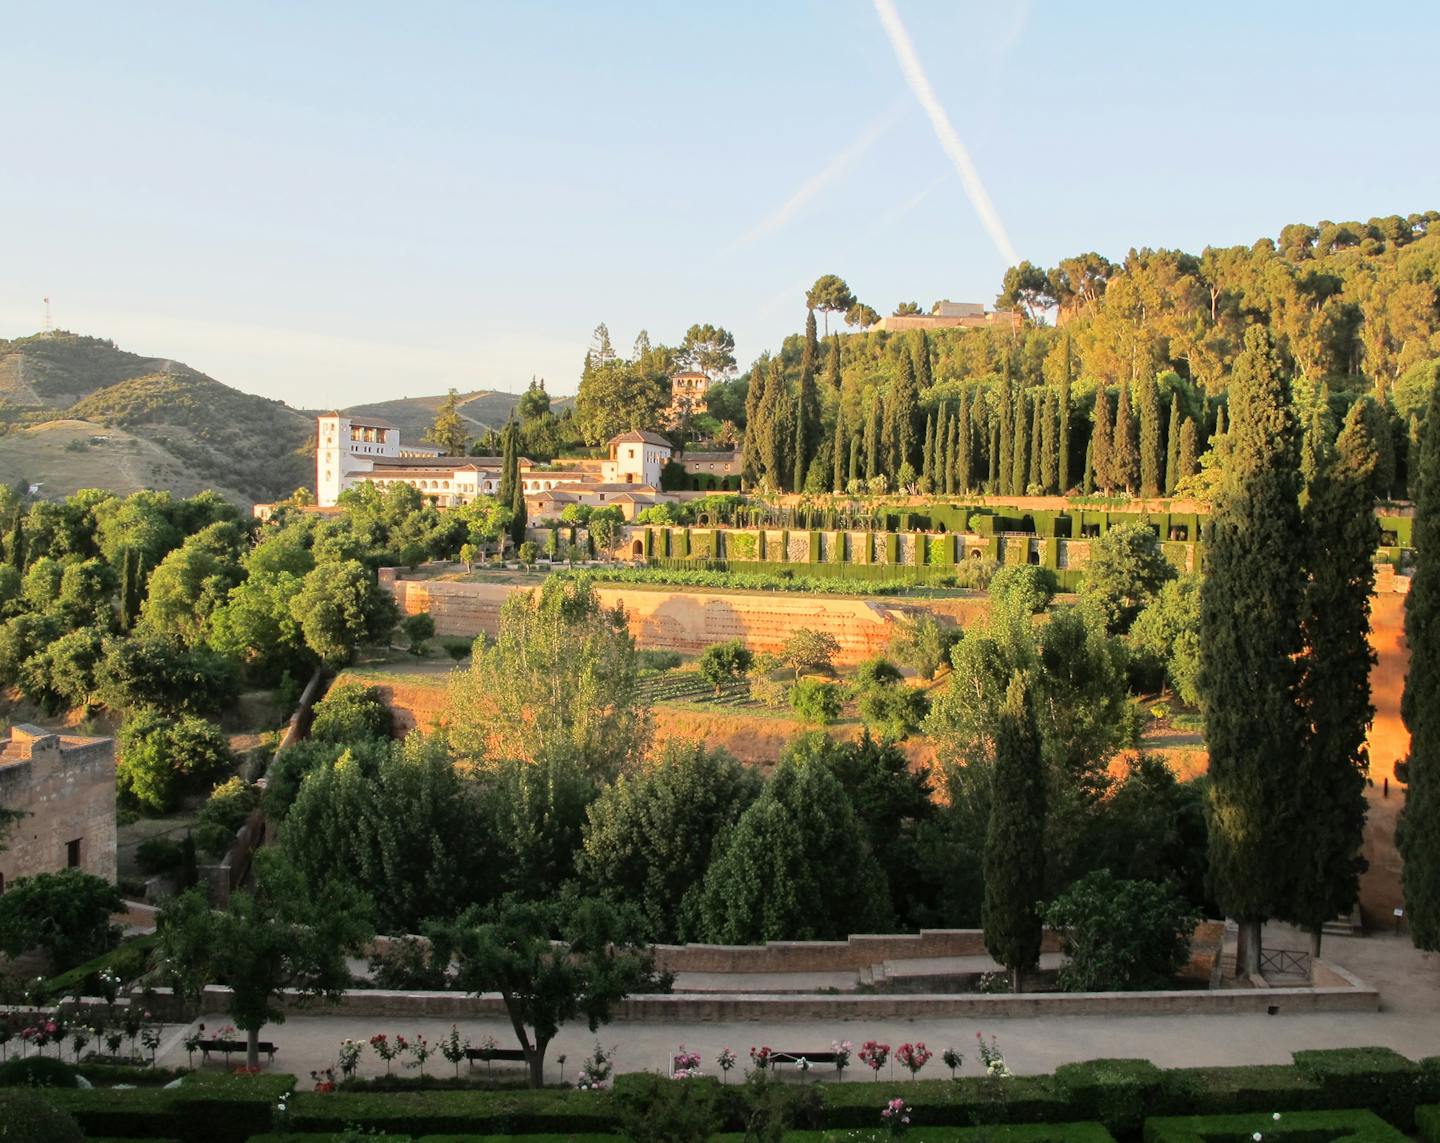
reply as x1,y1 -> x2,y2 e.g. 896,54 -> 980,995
381,570 -> 917,665
0,725 -> 116,888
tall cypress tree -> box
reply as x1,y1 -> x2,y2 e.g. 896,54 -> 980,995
798,311 -> 822,468
1199,325 -> 1306,976
864,395 -> 881,482
1137,376 -> 1163,497
1113,381 -> 1139,493
1011,391 -> 1029,495
1288,401 -> 1380,955
957,389 -> 972,493
922,412 -> 936,490
888,355 -> 920,475
1057,337 -> 1073,493
792,396 -> 807,493
509,471 -> 527,548
1401,376 -> 1440,949
741,359 -> 767,487
1028,389 -> 1043,491
848,434 -> 861,488
945,405 -> 958,495
1091,388 -> 1113,495
989,423 -> 1001,492
1040,390 -> 1058,493
498,418 -> 518,505
1177,417 -> 1199,485
983,672 -> 1046,993
832,411 -> 847,493
1165,393 -> 1182,496
998,387 -> 1014,495
757,359 -> 789,489
826,335 -> 842,393
913,331 -> 933,392
1082,438 -> 1094,494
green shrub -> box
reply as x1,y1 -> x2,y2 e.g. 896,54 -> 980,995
1044,871 -> 1200,991
858,682 -> 929,740
819,1075 -> 1072,1127
288,1088 -> 618,1136
134,837 -> 183,875
612,1071 -> 721,1141
1418,1103 -> 1440,1143
1143,1109 -> 1406,1143
636,650 -> 683,673
0,1055 -> 79,1088
1157,1065 -> 1325,1116
442,639 -> 472,661
0,1089 -> 84,1143
781,1127 -> 1116,1143
1292,1048 -> 1422,1129
1053,1059 -> 1164,1134
789,679 -> 842,725
194,776 -> 259,859
39,933 -> 157,1002
310,682 -> 393,743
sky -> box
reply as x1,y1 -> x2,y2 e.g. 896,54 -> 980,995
1,1 -> 1435,408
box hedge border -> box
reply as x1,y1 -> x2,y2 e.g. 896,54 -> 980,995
1143,1109 -> 1405,1143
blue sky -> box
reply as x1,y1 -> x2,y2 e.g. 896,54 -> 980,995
1,1 -> 1434,407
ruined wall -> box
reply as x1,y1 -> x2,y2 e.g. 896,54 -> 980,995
0,727 -> 116,887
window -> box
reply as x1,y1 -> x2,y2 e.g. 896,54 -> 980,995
66,838 -> 81,868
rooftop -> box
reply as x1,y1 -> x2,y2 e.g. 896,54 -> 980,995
609,430 -> 673,448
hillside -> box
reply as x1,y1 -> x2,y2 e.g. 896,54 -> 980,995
341,388 -> 574,442
0,332 -> 313,505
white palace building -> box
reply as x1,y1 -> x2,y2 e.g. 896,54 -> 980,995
315,412 -> 676,518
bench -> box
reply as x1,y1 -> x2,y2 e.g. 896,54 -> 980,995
464,1046 -> 528,1070
198,1038 -> 277,1065
766,1051 -> 842,1076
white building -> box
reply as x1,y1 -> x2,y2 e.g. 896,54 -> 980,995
313,415 -> 674,516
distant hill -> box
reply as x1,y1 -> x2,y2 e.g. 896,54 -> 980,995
0,332 -> 313,505
341,389 -> 574,443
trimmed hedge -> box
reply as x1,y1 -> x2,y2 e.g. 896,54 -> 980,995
1157,1066 -> 1326,1115
1292,1049 -> 1422,1129
1054,1059 -> 1165,1134
770,1128 -> 1116,1143
44,1072 -> 292,1143
1143,1109 -> 1406,1143
819,1074 -> 1072,1128
1418,1104 -> 1440,1143
289,1088 -> 617,1136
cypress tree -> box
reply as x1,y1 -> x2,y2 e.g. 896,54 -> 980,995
864,395 -> 881,482
758,359 -> 788,488
1165,393 -> 1182,496
1409,413 -> 1422,500
1040,390 -> 1058,493
1214,402 -> 1228,441
1082,438 -> 1094,494
922,412 -> 936,490
945,406 -> 958,495
1113,381 -> 1139,493
826,335 -> 842,392
1057,338 -> 1073,492
848,434 -> 861,488
1401,376 -> 1440,949
798,312 -> 822,466
913,331 -> 933,392
957,390 -> 972,493
742,360 -> 767,487
1091,388 -> 1113,495
498,418 -> 517,505
801,308 -> 819,380
1177,417 -> 1199,485
889,354 -> 920,475
792,396 -> 807,493
1198,325 -> 1306,976
1137,376 -> 1163,497
509,471 -> 527,548
832,411 -> 847,493
1011,391 -> 1029,495
983,672 -> 1046,993
989,423 -> 1001,491
1288,401 -> 1380,955
998,387 -> 1014,495
1028,389 -> 1043,491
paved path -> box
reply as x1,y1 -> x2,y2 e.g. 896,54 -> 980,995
150,925 -> 1440,1085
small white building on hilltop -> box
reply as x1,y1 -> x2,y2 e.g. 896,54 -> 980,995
312,415 -> 675,516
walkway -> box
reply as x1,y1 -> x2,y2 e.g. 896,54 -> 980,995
145,924 -> 1440,1085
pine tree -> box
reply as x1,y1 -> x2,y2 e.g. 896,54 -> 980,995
864,395 -> 881,482
1199,325 -> 1306,976
424,388 -> 472,456
1401,376 -> 1440,949
1040,390 -> 1058,493
1028,389 -> 1043,491
998,388 -> 1014,495
1091,388 -> 1113,495
1057,339 -> 1073,492
983,672 -> 1047,992
1165,393 -> 1182,496
1289,401 -> 1380,955
1177,417 -> 1199,484
922,413 -> 936,490
1137,376 -> 1163,497
1011,392 -> 1029,495
1113,381 -> 1139,493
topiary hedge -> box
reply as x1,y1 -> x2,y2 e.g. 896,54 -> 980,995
1053,1059 -> 1165,1135
1292,1048 -> 1422,1130
1143,1108 -> 1406,1143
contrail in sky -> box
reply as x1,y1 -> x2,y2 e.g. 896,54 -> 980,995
872,0 -> 1020,267
739,114 -> 893,248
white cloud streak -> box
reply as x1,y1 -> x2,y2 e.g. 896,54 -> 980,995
871,0 -> 1021,267
738,114 -> 893,249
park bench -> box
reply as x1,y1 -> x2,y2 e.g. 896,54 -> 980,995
465,1046 -> 528,1070
198,1038 -> 278,1065
766,1050 -> 842,1076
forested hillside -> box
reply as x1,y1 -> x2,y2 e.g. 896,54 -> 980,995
0,333 -> 313,504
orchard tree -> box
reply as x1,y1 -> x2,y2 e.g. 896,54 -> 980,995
779,627 -> 840,680
435,897 -> 654,1088
157,851 -> 372,1070
697,639 -> 753,695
